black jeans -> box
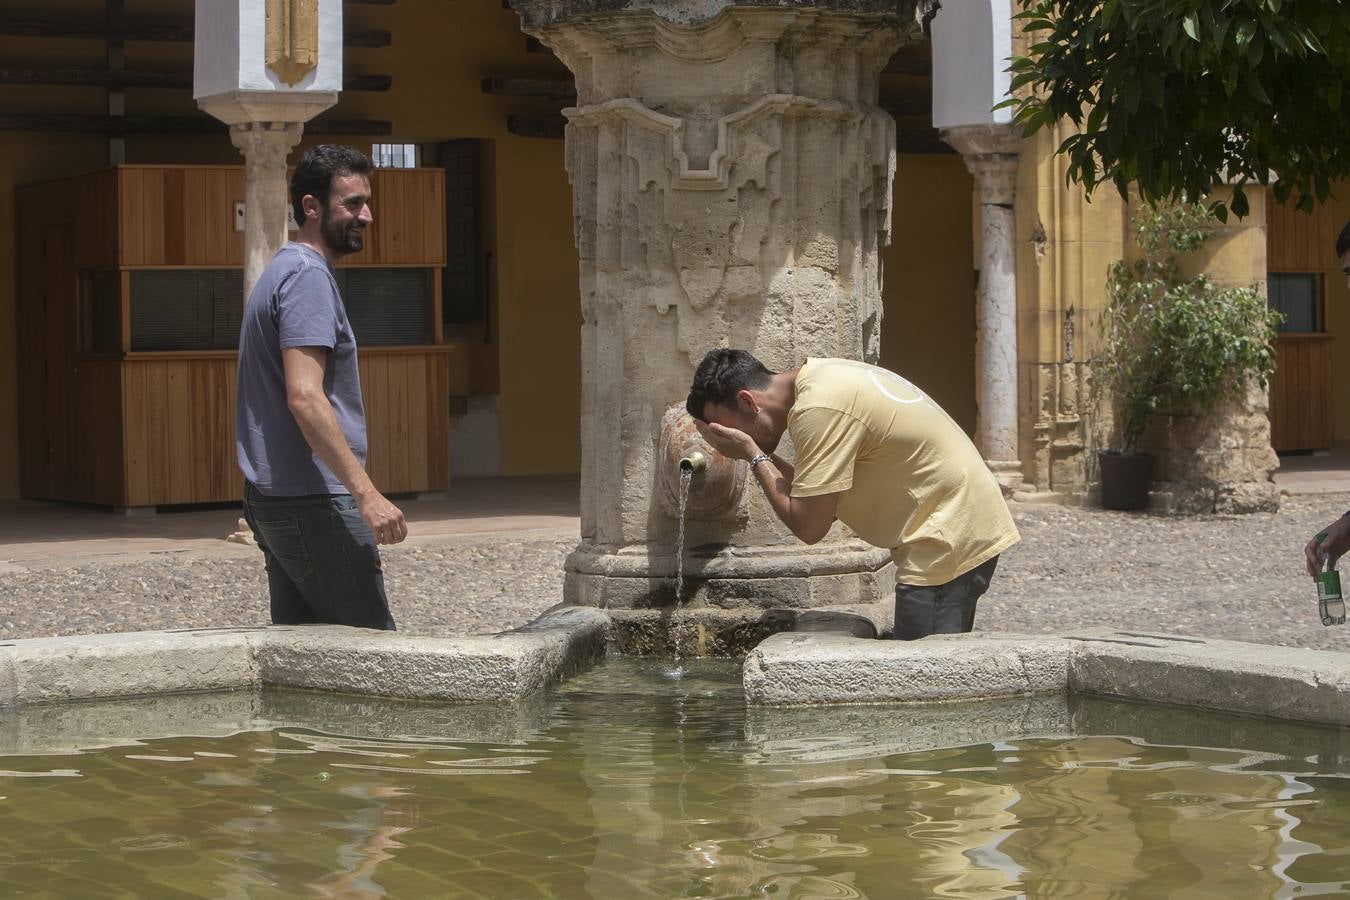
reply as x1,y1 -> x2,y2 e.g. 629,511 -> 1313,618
894,555 -> 999,641
242,482 -> 395,630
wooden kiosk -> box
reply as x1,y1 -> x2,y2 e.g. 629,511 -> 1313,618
16,164 -> 459,509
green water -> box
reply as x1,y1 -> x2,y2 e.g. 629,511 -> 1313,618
2,658 -> 1350,898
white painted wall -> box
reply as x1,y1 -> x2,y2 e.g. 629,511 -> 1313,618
194,0 -> 343,100
931,0 -> 1013,129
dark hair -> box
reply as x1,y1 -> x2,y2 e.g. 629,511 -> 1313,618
290,144 -> 373,224
686,349 -> 774,421
1337,221 -> 1350,258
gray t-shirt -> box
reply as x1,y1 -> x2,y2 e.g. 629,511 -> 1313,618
236,242 -> 367,496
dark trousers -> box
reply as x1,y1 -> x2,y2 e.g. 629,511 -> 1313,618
894,555 -> 999,641
242,482 -> 395,630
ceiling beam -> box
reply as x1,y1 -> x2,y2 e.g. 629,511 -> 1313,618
507,114 -> 566,139
0,16 -> 390,47
0,67 -> 391,92
0,113 -> 392,135
481,77 -> 575,101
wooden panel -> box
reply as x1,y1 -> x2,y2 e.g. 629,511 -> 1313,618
1269,335 -> 1334,452
70,358 -> 124,506
122,355 -> 240,505
119,167 -> 144,266
359,347 -> 452,493
15,184 -> 46,498
140,167 -> 166,265
1268,191 -> 1340,273
204,169 -> 229,266
162,168 -> 186,265
182,169 -> 208,265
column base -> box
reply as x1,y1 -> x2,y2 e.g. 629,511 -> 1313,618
986,459 -> 1025,496
564,540 -> 895,610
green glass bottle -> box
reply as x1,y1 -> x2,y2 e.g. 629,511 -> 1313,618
1315,532 -> 1346,626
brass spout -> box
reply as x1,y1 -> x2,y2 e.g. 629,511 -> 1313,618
678,451 -> 708,474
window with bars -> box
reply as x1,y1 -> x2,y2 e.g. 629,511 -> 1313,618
371,143 -> 418,169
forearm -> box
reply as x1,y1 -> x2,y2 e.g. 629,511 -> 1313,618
289,394 -> 375,497
750,458 -> 829,543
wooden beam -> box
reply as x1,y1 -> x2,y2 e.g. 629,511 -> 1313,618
481,76 -> 575,101
0,16 -> 391,47
0,67 -> 392,91
0,113 -> 392,135
507,114 -> 566,139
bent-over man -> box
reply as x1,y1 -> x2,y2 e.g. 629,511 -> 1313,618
688,349 -> 1019,639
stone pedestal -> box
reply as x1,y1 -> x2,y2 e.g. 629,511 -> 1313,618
942,123 -> 1023,494
513,1 -> 929,609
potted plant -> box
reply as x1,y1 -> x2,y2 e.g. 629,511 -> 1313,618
1095,201 -> 1281,511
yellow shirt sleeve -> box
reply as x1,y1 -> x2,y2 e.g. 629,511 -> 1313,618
789,406 -> 869,498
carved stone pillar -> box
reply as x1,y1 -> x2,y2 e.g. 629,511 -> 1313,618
230,122 -> 304,295
514,1 -> 930,610
942,123 -> 1024,493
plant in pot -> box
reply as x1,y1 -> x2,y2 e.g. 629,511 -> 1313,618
1095,201 -> 1281,511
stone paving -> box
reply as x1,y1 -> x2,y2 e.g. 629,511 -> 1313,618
1,482 -> 1349,653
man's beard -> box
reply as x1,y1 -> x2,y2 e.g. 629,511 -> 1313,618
320,208 -> 365,256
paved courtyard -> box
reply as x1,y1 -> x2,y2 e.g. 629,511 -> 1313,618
1,473 -> 1348,653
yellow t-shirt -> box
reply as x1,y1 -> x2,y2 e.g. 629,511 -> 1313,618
788,358 -> 1020,587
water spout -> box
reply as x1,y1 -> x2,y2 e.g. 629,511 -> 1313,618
678,451 -> 707,474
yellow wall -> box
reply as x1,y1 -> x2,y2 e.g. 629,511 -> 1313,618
880,154 -> 977,434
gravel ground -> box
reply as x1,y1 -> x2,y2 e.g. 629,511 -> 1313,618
1,494 -> 1348,651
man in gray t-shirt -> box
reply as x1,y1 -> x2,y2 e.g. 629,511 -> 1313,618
236,145 -> 406,629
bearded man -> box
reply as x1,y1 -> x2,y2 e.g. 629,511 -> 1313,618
236,144 -> 405,629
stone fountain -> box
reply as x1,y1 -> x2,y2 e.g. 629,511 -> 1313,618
510,0 -> 933,648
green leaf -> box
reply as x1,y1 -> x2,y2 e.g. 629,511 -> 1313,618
1182,12 -> 1200,41
1230,186 -> 1250,218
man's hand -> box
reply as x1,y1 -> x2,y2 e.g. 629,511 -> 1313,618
695,421 -> 760,461
1305,514 -> 1350,577
357,489 -> 407,545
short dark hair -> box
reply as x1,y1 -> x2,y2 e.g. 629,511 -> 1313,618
290,144 -> 373,224
1337,221 -> 1350,258
686,349 -> 774,421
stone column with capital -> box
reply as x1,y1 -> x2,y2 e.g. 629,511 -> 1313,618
513,0 -> 932,613
231,122 -> 304,295
194,0 -> 343,296
942,123 -> 1024,494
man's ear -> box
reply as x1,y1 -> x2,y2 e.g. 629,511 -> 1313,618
303,195 -> 321,220
736,389 -> 759,415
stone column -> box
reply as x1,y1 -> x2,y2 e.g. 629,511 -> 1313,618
230,122 -> 304,295
194,0 -> 343,296
514,1 -> 931,611
942,124 -> 1024,493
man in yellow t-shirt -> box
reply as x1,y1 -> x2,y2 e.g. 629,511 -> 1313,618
687,348 -> 1020,639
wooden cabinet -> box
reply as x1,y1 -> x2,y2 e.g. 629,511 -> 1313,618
1269,334 -> 1335,453
17,165 -> 454,509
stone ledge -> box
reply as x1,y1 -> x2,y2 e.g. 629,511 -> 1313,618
1066,629 -> 1350,727
0,629 -> 261,706
744,632 -> 1075,705
0,607 -> 609,708
743,628 -> 1350,730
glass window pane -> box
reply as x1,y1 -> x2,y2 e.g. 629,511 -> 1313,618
1268,273 -> 1319,333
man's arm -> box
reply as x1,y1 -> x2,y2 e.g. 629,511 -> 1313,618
283,346 -> 407,544
696,422 -> 838,544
